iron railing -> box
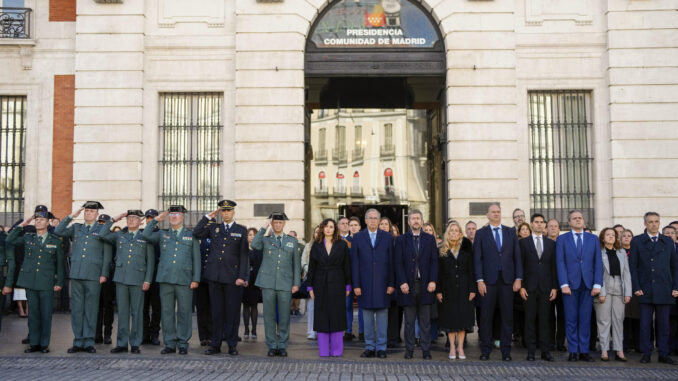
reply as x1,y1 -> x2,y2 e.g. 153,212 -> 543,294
380,143 -> 395,158
332,148 -> 347,165
0,8 -> 31,39
0,96 -> 26,227
528,90 -> 595,229
158,93 -> 223,227
351,147 -> 364,163
314,148 -> 327,164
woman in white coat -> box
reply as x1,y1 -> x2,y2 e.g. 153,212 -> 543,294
594,227 -> 632,362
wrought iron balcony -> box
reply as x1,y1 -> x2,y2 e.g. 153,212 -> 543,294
332,148 -> 347,166
351,147 -> 364,164
379,185 -> 397,199
314,149 -> 327,164
0,8 -> 31,39
350,187 -> 363,198
314,186 -> 328,197
333,185 -> 346,197
380,144 -> 395,159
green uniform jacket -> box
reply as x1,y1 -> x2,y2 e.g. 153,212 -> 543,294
6,226 -> 65,291
143,220 -> 200,286
251,228 -> 301,292
99,222 -> 155,286
55,216 -> 112,280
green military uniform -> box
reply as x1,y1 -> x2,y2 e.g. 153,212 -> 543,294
143,218 -> 200,352
100,218 -> 155,350
251,221 -> 301,352
6,226 -> 65,349
56,210 -> 113,351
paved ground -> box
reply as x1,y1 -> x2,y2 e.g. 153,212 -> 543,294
2,310 -> 678,380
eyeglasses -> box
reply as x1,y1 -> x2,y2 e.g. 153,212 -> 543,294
169,213 -> 182,217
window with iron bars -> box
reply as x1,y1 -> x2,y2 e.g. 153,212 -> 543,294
0,96 -> 26,227
528,90 -> 595,230
158,93 -> 223,227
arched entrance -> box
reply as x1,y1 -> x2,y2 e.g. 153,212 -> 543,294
304,0 -> 447,237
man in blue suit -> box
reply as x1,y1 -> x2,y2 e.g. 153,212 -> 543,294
474,203 -> 523,361
555,210 -> 603,362
351,208 -> 395,359
629,212 -> 678,365
395,209 -> 438,360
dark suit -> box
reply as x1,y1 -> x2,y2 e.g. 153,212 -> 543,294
141,225 -> 161,344
474,224 -> 523,356
629,233 -> 678,357
195,238 -> 212,342
555,231 -> 603,355
520,235 -> 557,354
193,216 -> 249,349
351,229 -> 394,352
395,231 -> 438,352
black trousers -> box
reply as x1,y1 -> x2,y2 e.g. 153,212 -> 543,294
403,282 -> 431,352
96,279 -> 115,339
524,288 -> 553,354
480,277 -> 514,356
387,300 -> 403,345
552,291 -> 566,348
196,281 -> 211,341
209,281 -> 243,348
143,281 -> 161,340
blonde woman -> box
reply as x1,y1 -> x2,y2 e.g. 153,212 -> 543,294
436,221 -> 476,360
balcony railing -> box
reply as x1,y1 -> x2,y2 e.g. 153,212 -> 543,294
314,186 -> 328,197
379,185 -> 397,199
333,185 -> 346,197
0,8 -> 31,39
350,187 -> 363,198
351,147 -> 364,164
380,143 -> 395,159
332,148 -> 347,166
314,149 -> 327,164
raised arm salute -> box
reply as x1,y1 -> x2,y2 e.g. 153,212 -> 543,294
6,206 -> 65,353
55,201 -> 112,354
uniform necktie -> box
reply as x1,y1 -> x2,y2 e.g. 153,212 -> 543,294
651,236 -> 657,244
277,236 -> 282,247
575,233 -> 583,259
224,223 -> 230,235
39,236 -> 44,246
493,227 -> 502,252
536,236 -> 543,259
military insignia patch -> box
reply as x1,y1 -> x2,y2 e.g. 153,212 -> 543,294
286,242 -> 294,248
231,233 -> 241,238
182,236 -> 193,241
46,244 -> 57,249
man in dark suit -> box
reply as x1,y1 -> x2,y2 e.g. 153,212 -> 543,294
395,209 -> 438,360
629,212 -> 678,365
141,209 -> 162,346
555,210 -> 602,362
351,208 -> 395,359
196,236 -> 212,346
193,200 -> 249,356
474,203 -> 523,361
519,213 -> 557,361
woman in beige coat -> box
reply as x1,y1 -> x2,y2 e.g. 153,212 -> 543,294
594,228 -> 632,362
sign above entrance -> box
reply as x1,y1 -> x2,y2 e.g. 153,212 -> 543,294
310,0 -> 439,49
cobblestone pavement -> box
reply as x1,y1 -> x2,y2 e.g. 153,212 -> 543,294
2,312 -> 678,380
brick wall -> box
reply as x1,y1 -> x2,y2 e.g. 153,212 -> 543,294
52,75 -> 75,219
50,0 -> 76,22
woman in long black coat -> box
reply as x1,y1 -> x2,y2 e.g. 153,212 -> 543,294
436,221 -> 476,360
242,228 -> 263,339
307,218 -> 352,357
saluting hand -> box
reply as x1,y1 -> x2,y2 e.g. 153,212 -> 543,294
208,209 -> 219,220
155,211 -> 169,222
20,215 -> 34,228
71,207 -> 85,219
113,212 -> 128,223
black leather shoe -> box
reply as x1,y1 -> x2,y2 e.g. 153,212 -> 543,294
557,344 -> 567,352
404,350 -> 413,359
659,356 -> 677,365
179,347 -> 188,355
161,347 -> 176,354
541,352 -> 555,362
360,350 -> 376,358
640,354 -> 651,363
359,333 -> 365,341
110,346 -> 128,353
84,346 -> 96,354
568,353 -> 579,362
502,355 -> 512,361
95,337 -> 103,344
228,347 -> 238,355
200,340 -> 210,346
205,347 -> 221,355
479,354 -> 490,361
267,349 -> 277,357
579,353 -> 594,362
40,347 -> 50,354
21,337 -> 30,344
344,332 -> 355,341
67,346 -> 83,353
104,336 -> 112,345
526,353 -> 535,361
25,345 -> 41,353
377,350 -> 387,359
278,349 -> 287,357
131,346 -> 140,354
423,351 -> 432,360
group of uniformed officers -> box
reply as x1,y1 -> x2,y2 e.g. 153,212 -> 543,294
1,199 -> 300,357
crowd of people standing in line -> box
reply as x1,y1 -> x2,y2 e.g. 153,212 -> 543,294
1,201 -> 678,365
